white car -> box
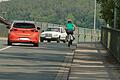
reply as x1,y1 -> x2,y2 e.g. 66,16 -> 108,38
40,27 -> 67,43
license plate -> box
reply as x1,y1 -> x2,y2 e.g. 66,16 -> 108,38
19,38 -> 30,40
46,37 -> 51,39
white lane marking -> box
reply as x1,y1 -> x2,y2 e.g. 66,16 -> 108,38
0,46 -> 12,51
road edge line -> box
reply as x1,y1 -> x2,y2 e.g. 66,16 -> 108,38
0,46 -> 11,51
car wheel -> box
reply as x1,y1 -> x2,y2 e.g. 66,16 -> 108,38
47,40 -> 51,42
57,37 -> 60,43
34,43 -> 39,47
63,37 -> 67,43
7,40 -> 12,46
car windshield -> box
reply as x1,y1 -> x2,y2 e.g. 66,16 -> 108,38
13,23 -> 35,28
47,28 -> 60,32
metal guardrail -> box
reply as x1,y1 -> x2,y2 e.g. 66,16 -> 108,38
101,27 -> 120,62
36,22 -> 63,31
0,16 -> 11,25
76,27 -> 101,43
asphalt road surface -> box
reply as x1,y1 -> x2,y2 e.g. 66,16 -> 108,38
0,40 -> 76,80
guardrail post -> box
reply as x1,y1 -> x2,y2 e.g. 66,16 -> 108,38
77,27 -> 80,43
84,28 -> 85,42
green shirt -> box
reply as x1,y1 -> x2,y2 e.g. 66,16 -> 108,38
66,23 -> 74,30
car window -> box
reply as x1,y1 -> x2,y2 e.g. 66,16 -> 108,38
13,23 -> 35,28
47,28 -> 60,32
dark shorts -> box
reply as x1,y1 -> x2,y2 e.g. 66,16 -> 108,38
66,30 -> 73,35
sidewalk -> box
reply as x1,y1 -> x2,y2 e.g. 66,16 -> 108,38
68,42 -> 120,80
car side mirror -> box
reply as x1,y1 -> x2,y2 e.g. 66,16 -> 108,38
37,27 -> 40,30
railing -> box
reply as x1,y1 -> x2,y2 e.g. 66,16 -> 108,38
76,27 -> 101,43
36,22 -> 62,31
101,27 -> 120,62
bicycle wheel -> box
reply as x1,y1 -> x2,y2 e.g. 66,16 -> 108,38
67,34 -> 73,47
70,40 -> 72,45
68,41 -> 70,47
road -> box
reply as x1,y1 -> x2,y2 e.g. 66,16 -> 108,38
0,40 -> 76,80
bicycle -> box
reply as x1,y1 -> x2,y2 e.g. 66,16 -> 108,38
67,34 -> 74,47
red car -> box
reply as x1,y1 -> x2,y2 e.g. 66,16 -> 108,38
7,21 -> 40,47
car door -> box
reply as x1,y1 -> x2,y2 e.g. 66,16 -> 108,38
60,28 -> 67,38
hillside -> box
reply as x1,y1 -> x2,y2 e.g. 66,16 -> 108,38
0,0 -> 101,28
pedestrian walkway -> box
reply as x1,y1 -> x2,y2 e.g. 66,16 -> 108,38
68,42 -> 120,80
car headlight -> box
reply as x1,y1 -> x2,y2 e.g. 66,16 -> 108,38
41,34 -> 45,37
53,34 -> 58,37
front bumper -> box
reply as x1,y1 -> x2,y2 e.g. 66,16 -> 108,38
40,37 -> 59,41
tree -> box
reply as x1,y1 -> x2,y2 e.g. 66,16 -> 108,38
97,0 -> 120,29
0,0 -> 101,28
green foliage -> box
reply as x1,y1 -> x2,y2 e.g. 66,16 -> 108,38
97,0 -> 120,29
0,0 -> 101,28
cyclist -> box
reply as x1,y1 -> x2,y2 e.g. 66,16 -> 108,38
64,18 -> 77,41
